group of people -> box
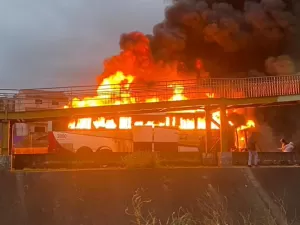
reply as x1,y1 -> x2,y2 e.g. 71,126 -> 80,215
247,130 -> 295,167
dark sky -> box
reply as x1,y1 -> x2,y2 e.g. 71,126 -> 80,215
0,0 -> 165,89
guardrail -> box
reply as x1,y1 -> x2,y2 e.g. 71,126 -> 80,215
1,75 -> 300,112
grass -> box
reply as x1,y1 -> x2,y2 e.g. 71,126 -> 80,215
126,188 -> 196,225
126,188 -> 296,225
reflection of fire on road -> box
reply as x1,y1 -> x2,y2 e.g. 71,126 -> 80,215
64,71 -> 255,150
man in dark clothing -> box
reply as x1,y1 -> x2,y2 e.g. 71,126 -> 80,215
247,131 -> 258,167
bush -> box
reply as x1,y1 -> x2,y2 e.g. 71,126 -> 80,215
122,152 -> 161,169
126,188 -> 293,225
126,188 -> 196,225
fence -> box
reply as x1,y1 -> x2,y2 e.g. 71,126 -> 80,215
1,75 -> 300,111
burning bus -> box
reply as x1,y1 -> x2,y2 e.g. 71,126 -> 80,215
44,109 -> 253,154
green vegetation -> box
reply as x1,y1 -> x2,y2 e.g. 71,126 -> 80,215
126,188 -> 293,225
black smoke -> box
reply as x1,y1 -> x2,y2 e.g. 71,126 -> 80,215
149,0 -> 297,77
98,0 -> 300,142
99,0 -> 298,83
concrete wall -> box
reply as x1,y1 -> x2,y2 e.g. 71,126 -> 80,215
0,168 -> 299,225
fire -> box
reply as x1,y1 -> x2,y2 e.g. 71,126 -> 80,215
179,117 -> 220,130
67,71 -> 136,108
206,93 -> 214,98
168,84 -> 187,101
65,70 -> 256,151
235,120 -> 255,149
66,71 -> 188,109
68,115 -> 254,131
68,118 -> 92,130
237,120 -> 255,131
93,117 -> 117,129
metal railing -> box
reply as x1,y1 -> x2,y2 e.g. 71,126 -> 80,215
1,75 -> 300,112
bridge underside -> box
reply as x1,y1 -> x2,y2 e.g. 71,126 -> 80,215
1,95 -> 300,122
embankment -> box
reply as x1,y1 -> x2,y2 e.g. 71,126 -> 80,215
0,168 -> 299,225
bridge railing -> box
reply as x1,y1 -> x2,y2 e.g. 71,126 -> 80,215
1,75 -> 300,111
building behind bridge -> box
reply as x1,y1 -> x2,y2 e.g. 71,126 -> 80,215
1,89 -> 69,148
0,97 -> 15,112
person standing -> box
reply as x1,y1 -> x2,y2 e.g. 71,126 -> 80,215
280,138 -> 294,152
247,130 -> 259,167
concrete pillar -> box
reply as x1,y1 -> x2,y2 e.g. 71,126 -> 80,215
220,105 -> 228,152
205,107 -> 211,153
0,120 -> 12,170
1,121 -> 11,155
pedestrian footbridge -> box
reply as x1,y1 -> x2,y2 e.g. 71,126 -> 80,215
0,75 -> 300,121
0,75 -> 300,156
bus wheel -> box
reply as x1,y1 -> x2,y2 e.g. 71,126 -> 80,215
76,146 -> 93,155
96,146 -> 113,153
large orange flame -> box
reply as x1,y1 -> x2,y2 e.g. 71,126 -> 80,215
65,71 -> 255,150
65,71 -> 191,109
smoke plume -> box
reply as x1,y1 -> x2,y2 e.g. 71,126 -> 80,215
98,0 -> 298,83
97,0 -> 300,142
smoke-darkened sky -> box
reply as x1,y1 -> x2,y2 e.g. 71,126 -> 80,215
0,0 -> 165,88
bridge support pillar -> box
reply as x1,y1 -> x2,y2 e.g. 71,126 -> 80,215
205,107 -> 211,153
220,105 -> 228,152
0,120 -> 12,170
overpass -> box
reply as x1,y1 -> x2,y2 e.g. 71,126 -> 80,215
1,75 -> 300,167
1,74 -> 300,120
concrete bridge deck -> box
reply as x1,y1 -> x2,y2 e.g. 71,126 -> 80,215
0,167 -> 299,225
0,75 -> 300,121
1,75 -> 300,167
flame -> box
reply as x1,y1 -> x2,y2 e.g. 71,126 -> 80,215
93,117 -> 117,129
168,84 -> 187,101
68,118 -> 92,130
68,115 -> 253,131
69,71 -> 136,108
237,120 -> 255,131
145,98 -> 159,103
67,71 -> 188,108
235,120 -> 256,149
65,70 -> 256,152
206,93 -> 214,98
134,121 -> 155,127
